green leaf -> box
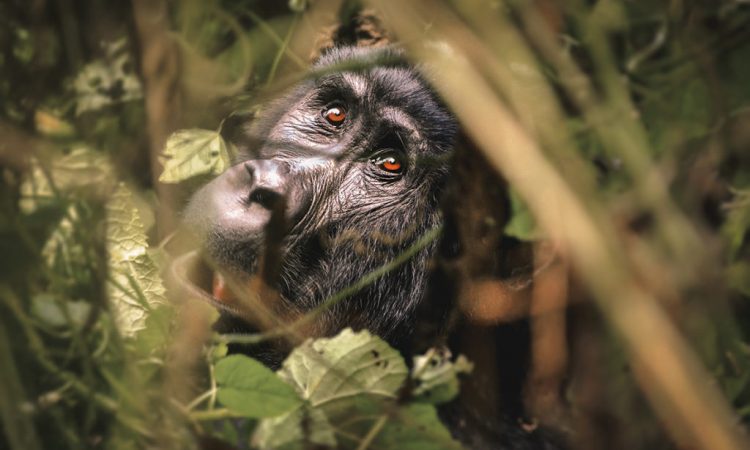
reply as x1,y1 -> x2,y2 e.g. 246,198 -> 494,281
253,405 -> 336,450
411,350 -> 473,405
106,183 -> 166,337
30,294 -> 91,329
158,129 -> 232,184
252,329 -> 463,449
504,188 -> 539,241
277,328 -> 409,407
132,303 -> 173,357
371,403 -> 463,450
288,0 -> 308,13
253,328 -> 408,447
215,354 -> 302,418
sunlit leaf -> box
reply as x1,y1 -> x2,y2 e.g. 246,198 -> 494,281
106,183 -> 166,337
411,349 -> 473,405
158,129 -> 232,183
253,405 -> 336,450
215,354 -> 302,418
253,329 -> 460,449
277,328 -> 409,407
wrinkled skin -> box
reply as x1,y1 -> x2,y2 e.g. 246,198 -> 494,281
185,47 -> 456,360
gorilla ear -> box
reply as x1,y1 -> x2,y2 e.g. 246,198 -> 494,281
310,7 -> 392,61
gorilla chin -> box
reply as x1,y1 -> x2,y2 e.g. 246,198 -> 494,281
184,46 -> 456,362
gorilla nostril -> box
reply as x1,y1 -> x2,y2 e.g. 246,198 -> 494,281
243,159 -> 291,210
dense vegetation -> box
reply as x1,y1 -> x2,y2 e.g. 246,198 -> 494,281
1,1 -> 750,449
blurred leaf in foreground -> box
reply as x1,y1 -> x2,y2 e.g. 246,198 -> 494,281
34,110 -> 75,138
30,294 -> 91,329
41,205 -> 87,280
159,129 -> 233,183
504,188 -> 539,241
19,145 -> 114,213
73,38 -> 142,115
106,183 -> 166,337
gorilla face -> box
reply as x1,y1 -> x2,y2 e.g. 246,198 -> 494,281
185,46 -> 456,345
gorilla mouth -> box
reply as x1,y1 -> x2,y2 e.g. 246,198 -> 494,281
170,249 -> 295,331
169,250 -> 242,315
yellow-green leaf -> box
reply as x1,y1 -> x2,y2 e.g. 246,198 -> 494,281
159,129 -> 232,184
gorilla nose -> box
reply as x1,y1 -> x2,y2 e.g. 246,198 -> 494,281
244,160 -> 291,210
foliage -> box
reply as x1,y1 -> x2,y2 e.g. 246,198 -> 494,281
159,129 -> 234,184
1,1 -> 750,449
216,329 -> 465,449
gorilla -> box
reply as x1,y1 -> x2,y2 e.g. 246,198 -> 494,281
184,46 -> 455,362
180,45 -> 564,449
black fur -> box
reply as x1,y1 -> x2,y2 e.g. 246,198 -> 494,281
186,46 -> 455,361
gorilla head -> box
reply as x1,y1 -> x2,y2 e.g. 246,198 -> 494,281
185,46 -> 457,355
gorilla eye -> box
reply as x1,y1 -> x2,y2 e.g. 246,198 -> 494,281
323,106 -> 346,125
372,154 -> 403,174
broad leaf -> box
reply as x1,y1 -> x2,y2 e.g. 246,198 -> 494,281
254,329 -> 465,449
159,129 -> 232,183
106,183 -> 166,337
215,354 -> 302,418
252,405 -> 336,450
277,328 -> 409,407
370,403 -> 463,450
